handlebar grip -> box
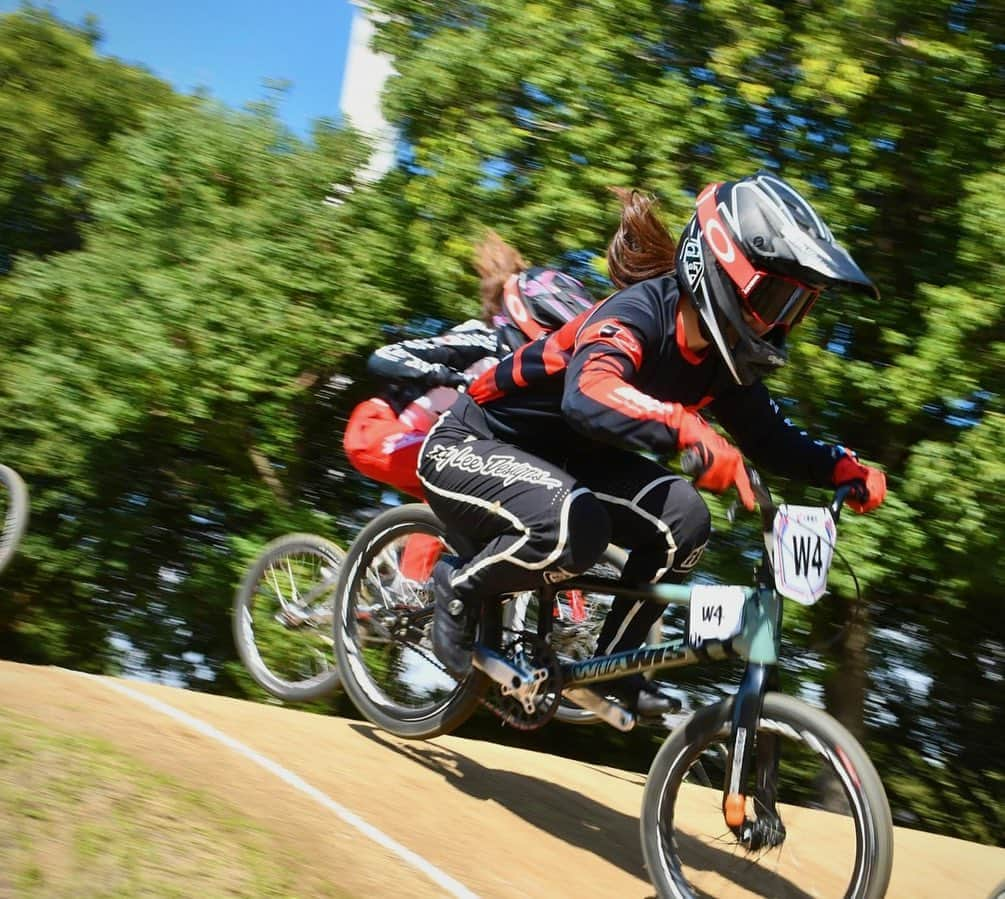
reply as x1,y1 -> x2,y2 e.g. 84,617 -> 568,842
831,480 -> 867,520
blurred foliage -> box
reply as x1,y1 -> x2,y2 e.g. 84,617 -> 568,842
0,2 -> 1002,844
0,7 -> 176,268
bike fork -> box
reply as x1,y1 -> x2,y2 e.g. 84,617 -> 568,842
722,662 -> 775,831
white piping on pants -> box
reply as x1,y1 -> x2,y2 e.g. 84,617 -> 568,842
417,463 -> 591,589
595,479 -> 678,582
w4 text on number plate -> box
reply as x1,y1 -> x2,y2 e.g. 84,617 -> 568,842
688,585 -> 746,647
772,504 -> 837,605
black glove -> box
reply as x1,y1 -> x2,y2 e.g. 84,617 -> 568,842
433,367 -> 469,388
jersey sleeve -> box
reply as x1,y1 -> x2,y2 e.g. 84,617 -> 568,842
710,381 -> 841,485
367,320 -> 499,387
561,293 -> 682,455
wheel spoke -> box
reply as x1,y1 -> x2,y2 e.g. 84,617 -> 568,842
338,529 -> 457,712
331,506 -> 491,740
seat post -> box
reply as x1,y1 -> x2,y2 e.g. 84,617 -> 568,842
537,584 -> 557,641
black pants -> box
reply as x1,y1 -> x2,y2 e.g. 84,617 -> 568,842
417,396 -> 711,656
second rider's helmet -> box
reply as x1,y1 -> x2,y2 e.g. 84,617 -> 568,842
675,172 -> 878,386
494,267 -> 596,353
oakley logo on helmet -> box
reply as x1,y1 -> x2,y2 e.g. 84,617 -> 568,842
703,218 -> 736,264
696,183 -> 758,292
504,289 -> 531,325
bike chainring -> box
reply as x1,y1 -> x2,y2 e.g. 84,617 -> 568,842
387,615 -> 564,731
487,634 -> 563,732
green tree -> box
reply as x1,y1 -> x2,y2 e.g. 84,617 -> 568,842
0,6 -> 175,268
0,95 -> 388,687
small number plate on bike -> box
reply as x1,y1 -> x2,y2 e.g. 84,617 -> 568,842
688,586 -> 746,647
773,505 -> 836,605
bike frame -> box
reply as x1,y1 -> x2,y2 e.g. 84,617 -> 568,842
532,576 -> 782,832
471,478 -> 853,835
545,579 -> 782,687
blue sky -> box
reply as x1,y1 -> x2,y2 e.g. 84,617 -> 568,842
1,0 -> 357,138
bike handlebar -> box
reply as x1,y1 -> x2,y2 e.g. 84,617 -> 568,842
680,446 -> 865,526
678,446 -> 703,478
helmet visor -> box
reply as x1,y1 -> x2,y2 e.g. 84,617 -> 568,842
742,274 -> 819,332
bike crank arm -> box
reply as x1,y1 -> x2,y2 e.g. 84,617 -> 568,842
472,647 -> 549,715
561,688 -> 636,732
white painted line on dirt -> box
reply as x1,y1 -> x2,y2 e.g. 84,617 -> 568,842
73,671 -> 479,899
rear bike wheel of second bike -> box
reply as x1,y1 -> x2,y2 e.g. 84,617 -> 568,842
333,503 -> 488,740
0,464 -> 29,577
508,545 -> 669,726
641,691 -> 893,899
505,546 -> 624,726
233,533 -> 346,702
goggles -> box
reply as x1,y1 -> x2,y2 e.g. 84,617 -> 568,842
695,183 -> 820,333
741,273 -> 819,333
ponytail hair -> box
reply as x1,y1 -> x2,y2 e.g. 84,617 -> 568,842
473,229 -> 529,324
606,187 -> 677,290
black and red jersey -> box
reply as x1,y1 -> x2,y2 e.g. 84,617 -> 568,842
468,275 -> 840,485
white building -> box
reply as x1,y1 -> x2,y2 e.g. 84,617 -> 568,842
339,1 -> 396,183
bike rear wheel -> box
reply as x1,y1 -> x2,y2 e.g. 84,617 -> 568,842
233,533 -> 345,702
641,692 -> 893,899
333,504 -> 487,740
0,464 -> 29,577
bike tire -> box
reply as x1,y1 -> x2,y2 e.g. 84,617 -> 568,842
233,533 -> 346,702
0,464 -> 29,577
641,691 -> 893,899
333,503 -> 487,740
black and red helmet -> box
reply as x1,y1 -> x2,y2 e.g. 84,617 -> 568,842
676,172 -> 878,385
494,267 -> 596,353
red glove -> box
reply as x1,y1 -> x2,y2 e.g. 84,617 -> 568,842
671,408 -> 755,511
832,450 -> 887,513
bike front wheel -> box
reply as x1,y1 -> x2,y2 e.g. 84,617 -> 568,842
333,503 -> 487,740
641,692 -> 893,899
233,533 -> 345,702
0,464 -> 29,577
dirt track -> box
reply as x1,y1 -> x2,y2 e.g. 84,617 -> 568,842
1,661 -> 1002,898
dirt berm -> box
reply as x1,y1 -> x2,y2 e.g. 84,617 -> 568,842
0,661 -> 1001,898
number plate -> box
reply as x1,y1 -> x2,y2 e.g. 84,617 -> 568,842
772,505 -> 836,605
688,585 -> 746,646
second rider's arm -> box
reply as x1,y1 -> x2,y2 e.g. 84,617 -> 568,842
367,320 -> 499,388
